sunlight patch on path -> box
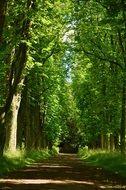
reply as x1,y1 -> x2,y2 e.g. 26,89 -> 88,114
40,164 -> 73,168
0,179 -> 126,189
99,185 -> 126,189
0,179 -> 94,185
22,164 -> 73,172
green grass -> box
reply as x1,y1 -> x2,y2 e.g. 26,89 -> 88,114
0,149 -> 54,177
78,147 -> 126,178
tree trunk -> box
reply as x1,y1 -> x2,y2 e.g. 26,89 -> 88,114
0,0 -> 35,155
110,133 -> 115,152
40,107 -> 48,149
0,0 -> 7,155
4,92 -> 22,152
101,133 -> 104,149
22,84 -> 33,150
34,105 -> 43,149
117,6 -> 126,153
0,0 -> 7,44
114,132 -> 119,150
17,81 -> 43,151
25,108 -> 33,150
104,134 -> 109,150
0,113 -> 5,155
120,79 -> 126,154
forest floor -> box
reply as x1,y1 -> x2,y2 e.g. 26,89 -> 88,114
0,153 -> 126,190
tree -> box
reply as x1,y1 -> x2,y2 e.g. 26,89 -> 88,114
16,0 -> 73,151
0,0 -> 7,44
3,0 -> 37,153
72,0 -> 125,152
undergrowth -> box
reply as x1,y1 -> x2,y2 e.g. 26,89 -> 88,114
78,147 -> 126,178
0,148 -> 56,177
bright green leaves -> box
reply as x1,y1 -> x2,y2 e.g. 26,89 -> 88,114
23,0 -> 74,147
71,0 -> 126,148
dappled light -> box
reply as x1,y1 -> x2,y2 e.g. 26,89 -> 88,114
0,179 -> 126,189
99,185 -> 126,189
0,154 -> 126,190
0,0 -> 126,189
0,179 -> 95,185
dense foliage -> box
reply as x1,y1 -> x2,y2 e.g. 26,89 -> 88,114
0,0 -> 126,156
72,0 -> 126,153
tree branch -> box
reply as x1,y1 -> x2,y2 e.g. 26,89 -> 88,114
94,0 -> 109,11
82,48 -> 124,70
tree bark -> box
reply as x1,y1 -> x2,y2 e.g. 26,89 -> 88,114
110,133 -> 115,151
0,0 -> 35,154
4,92 -> 22,152
0,114 -> 5,155
114,132 -> 119,150
117,1 -> 126,153
0,0 -> 7,44
120,79 -> 126,154
101,133 -> 104,149
104,134 -> 109,150
0,0 -> 7,155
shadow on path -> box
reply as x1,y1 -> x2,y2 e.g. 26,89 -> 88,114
0,154 -> 126,190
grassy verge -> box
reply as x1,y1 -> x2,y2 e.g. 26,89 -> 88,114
78,147 -> 126,178
0,148 -> 56,177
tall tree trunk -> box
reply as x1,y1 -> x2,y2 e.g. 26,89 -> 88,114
17,79 -> 28,149
4,92 -> 22,152
0,42 -> 27,154
3,41 -> 27,152
18,79 -> 32,151
0,0 -> 7,44
17,110 -> 24,149
25,108 -> 33,150
120,79 -> 126,154
0,114 -> 5,155
0,0 -> 7,155
40,100 -> 48,149
110,133 -> 115,151
117,2 -> 126,153
0,0 -> 35,154
104,134 -> 109,150
34,105 -> 43,149
114,132 -> 119,150
101,133 -> 104,149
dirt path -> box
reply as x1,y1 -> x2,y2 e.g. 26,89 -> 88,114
0,154 -> 126,190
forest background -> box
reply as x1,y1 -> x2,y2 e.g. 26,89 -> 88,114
0,0 -> 126,172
